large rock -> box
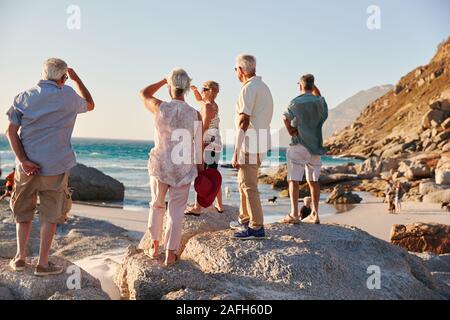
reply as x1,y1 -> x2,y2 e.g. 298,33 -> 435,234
390,223 -> 450,255
48,288 -> 110,300
412,252 -> 450,287
0,287 -> 14,300
0,256 -> 109,300
116,223 -> 450,300
138,206 -> 238,255
405,161 -> 432,181
435,155 -> 450,185
419,180 -> 445,196
69,163 -> 125,202
423,189 -> 450,204
0,208 -> 133,261
326,185 -> 362,204
422,109 -> 445,129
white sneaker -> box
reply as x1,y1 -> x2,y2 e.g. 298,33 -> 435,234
229,221 -> 249,231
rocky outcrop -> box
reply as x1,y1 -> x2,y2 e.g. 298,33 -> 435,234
138,206 -> 239,255
115,207 -> 239,299
390,223 -> 450,255
69,163 -> 125,202
326,185 -> 362,204
116,223 -> 450,300
325,38 -> 450,201
0,205 -> 134,261
326,38 -> 450,159
0,256 -> 109,300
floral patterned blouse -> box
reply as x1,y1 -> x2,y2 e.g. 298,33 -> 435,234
148,100 -> 201,187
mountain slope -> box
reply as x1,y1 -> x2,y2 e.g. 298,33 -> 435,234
325,37 -> 450,160
323,85 -> 393,138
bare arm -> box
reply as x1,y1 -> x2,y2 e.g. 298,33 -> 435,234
283,117 -> 298,137
5,123 -> 40,176
195,111 -> 204,172
139,79 -> 166,114
232,113 -> 251,169
191,86 -> 203,102
201,103 -> 215,133
67,68 -> 95,111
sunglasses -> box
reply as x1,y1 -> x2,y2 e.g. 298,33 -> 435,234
202,87 -> 210,92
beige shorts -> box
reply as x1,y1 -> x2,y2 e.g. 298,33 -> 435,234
287,144 -> 322,182
10,170 -> 72,224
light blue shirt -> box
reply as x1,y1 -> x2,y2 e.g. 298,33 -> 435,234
6,80 -> 88,176
283,93 -> 328,155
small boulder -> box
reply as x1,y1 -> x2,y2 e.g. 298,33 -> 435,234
69,163 -> 125,202
423,189 -> 450,204
0,256 -> 109,300
390,223 -> 450,255
422,109 -> 445,129
405,161 -> 432,181
326,185 -> 362,204
435,156 -> 450,185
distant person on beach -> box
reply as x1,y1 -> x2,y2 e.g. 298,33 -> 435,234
185,81 -> 224,216
394,181 -> 405,213
0,168 -> 15,201
300,196 -> 312,220
385,180 -> 396,214
230,54 -> 274,240
6,58 -> 95,276
281,74 -> 328,225
139,68 -> 203,267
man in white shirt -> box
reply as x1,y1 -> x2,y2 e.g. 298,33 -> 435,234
231,54 -> 274,240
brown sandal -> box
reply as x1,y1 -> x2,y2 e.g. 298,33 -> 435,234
144,243 -> 159,260
279,215 -> 300,225
164,254 -> 179,267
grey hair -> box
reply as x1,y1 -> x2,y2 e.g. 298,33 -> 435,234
300,74 -> 315,91
42,58 -> 68,81
167,68 -> 191,97
236,54 -> 256,75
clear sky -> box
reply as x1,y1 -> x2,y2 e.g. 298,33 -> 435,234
0,0 -> 449,141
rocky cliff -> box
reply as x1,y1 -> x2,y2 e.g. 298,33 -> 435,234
326,37 -> 450,159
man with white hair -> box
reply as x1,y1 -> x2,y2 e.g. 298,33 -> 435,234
6,58 -> 95,276
231,54 -> 274,240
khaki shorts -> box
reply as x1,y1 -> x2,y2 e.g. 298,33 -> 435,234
287,144 -> 322,182
10,170 -> 72,224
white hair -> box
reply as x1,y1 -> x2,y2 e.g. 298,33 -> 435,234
236,54 -> 256,74
42,58 -> 68,81
166,68 -> 191,97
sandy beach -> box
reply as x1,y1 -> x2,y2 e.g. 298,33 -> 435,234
66,200 -> 449,300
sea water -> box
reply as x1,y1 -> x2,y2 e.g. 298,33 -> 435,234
0,136 -> 362,221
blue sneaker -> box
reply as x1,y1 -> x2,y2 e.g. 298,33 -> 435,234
234,226 -> 266,240
229,220 -> 249,231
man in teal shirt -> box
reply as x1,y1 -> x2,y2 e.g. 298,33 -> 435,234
281,74 -> 328,225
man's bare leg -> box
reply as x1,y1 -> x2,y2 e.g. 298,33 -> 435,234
289,180 -> 300,218
303,181 -> 321,223
37,221 -> 57,267
15,221 -> 32,261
